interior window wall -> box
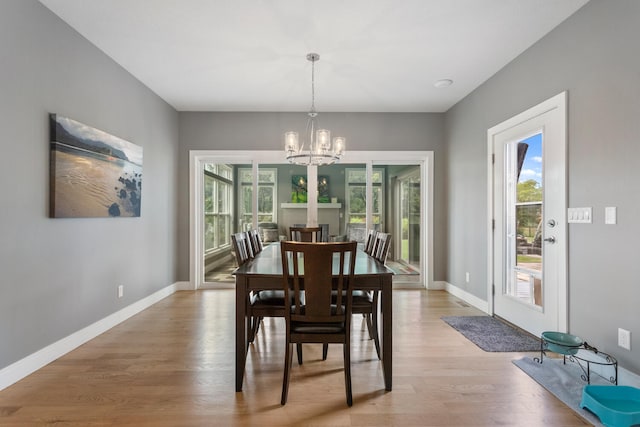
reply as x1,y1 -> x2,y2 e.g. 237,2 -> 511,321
191,150 -> 432,290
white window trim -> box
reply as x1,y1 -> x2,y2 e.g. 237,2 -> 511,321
238,167 -> 278,228
203,166 -> 234,255
345,167 -> 385,228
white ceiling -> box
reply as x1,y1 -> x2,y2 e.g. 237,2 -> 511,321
39,0 -> 588,113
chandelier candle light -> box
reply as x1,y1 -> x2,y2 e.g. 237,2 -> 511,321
285,53 -> 346,165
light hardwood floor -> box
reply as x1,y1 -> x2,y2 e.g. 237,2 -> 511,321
0,290 -> 589,426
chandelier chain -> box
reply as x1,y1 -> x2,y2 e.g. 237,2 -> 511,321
310,56 -> 316,114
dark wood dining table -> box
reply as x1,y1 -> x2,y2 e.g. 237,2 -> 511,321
233,242 -> 394,392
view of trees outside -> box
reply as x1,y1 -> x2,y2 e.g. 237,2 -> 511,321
238,168 -> 276,230
346,169 -> 383,224
516,133 -> 543,259
401,178 -> 421,261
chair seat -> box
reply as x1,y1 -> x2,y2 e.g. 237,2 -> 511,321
251,290 -> 285,306
291,304 -> 344,315
328,289 -> 380,359
291,323 -> 345,334
331,290 -> 372,305
351,290 -> 374,306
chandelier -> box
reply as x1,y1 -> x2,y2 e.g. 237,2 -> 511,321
285,53 -> 345,165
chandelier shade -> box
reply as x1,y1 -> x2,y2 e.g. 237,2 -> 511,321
285,53 -> 345,166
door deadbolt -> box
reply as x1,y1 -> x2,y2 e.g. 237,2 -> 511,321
547,219 -> 556,228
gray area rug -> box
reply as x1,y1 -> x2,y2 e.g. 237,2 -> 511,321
513,356 -> 608,427
441,315 -> 540,352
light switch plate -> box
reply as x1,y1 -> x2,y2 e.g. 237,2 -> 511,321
605,207 -> 617,225
568,207 -> 592,223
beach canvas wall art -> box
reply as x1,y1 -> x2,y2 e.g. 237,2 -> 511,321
50,114 -> 143,218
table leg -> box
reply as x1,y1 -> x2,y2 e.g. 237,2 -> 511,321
236,275 -> 248,392
381,275 -> 392,391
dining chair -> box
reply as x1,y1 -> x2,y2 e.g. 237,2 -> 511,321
280,241 -> 357,406
231,232 -> 253,266
289,226 -> 322,242
364,229 -> 378,255
372,232 -> 392,264
365,232 -> 391,358
232,232 -> 284,344
324,232 -> 391,360
247,228 -> 264,257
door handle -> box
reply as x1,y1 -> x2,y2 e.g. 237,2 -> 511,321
544,236 -> 556,244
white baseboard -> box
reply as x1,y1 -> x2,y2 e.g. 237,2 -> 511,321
442,281 -> 490,313
430,280 -> 446,290
0,282 -> 181,391
620,367 -> 640,388
175,281 -> 194,291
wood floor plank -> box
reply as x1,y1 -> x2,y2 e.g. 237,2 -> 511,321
0,289 -> 590,426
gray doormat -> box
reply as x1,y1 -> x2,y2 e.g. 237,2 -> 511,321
513,357 -> 606,426
441,315 -> 540,352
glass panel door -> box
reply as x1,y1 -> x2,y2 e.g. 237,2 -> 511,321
504,133 -> 543,306
491,92 -> 567,336
399,168 -> 420,268
387,165 -> 422,283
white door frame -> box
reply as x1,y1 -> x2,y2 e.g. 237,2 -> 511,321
189,150 -> 434,290
487,92 -> 568,333
394,167 -> 421,267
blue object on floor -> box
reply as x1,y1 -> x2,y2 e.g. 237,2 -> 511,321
580,385 -> 640,427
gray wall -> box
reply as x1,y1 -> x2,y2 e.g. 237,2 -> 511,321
178,112 -> 446,281
444,0 -> 640,372
0,1 -> 179,369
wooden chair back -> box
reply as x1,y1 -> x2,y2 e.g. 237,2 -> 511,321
231,232 -> 253,266
372,232 -> 392,264
247,229 -> 263,256
364,229 -> 378,255
289,226 -> 322,242
281,241 -> 357,322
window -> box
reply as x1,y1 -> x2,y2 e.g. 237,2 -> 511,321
238,168 -> 277,230
204,164 -> 233,253
345,168 -> 384,225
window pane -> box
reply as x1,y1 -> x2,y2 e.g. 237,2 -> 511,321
345,167 -> 384,225
217,216 -> 229,246
219,165 -> 233,180
238,168 -> 277,226
204,177 -> 214,213
258,170 -> 275,183
242,186 -> 252,214
347,169 -> 366,183
373,187 -> 381,224
204,215 -> 215,251
239,169 -> 252,183
258,187 -> 273,215
349,187 -> 366,214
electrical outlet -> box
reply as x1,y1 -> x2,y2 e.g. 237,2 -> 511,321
618,328 -> 631,350
118,285 -> 124,299
465,272 -> 470,283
